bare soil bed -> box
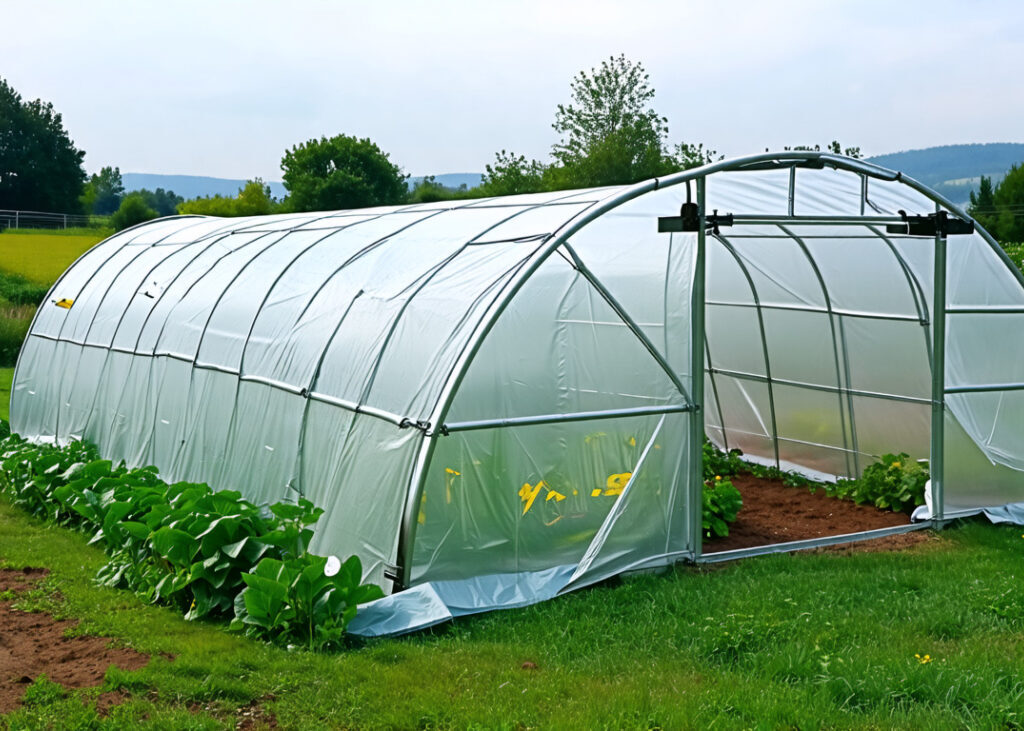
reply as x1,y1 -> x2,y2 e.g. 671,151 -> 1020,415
0,567 -> 149,713
704,473 -> 926,554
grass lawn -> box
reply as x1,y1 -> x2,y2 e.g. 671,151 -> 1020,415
0,367 -> 11,422
2,497 -> 1024,728
0,229 -> 109,285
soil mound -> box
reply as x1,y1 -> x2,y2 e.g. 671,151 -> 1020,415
704,474 -> 927,554
0,567 -> 149,713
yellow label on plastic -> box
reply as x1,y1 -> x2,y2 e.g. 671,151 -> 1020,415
519,480 -> 545,515
602,472 -> 632,496
54,298 -> 74,309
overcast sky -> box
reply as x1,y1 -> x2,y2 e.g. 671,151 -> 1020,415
3,0 -> 1022,180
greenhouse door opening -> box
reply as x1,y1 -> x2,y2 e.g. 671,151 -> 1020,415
691,197 -> 971,561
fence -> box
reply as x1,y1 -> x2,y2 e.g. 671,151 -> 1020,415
0,209 -> 110,231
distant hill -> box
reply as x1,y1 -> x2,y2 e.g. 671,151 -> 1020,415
122,174 -> 287,200
866,143 -> 1024,206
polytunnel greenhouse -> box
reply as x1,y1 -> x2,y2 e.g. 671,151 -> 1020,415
10,151 -> 1024,634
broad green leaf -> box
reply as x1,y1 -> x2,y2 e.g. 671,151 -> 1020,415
151,527 -> 199,566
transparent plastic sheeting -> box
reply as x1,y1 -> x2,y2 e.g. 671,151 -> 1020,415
12,157 -> 1024,637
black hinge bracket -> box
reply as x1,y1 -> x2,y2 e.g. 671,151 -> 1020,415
885,210 -> 974,238
658,204 -> 733,234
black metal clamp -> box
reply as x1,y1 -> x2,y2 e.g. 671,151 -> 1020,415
886,210 -> 974,238
658,206 -> 732,234
659,181 -> 732,234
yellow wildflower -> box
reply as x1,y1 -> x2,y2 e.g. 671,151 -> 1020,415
914,653 -> 933,664
715,475 -> 722,481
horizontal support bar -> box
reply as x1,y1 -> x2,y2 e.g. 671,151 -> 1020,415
707,299 -> 924,324
709,366 -> 933,405
440,403 -> 695,434
714,425 -> 867,458
946,306 -> 1024,315
730,214 -> 905,227
305,393 -> 410,426
26,332 -> 417,430
724,234 -> 921,240
699,521 -> 932,562
945,383 -> 1024,395
238,373 -> 305,395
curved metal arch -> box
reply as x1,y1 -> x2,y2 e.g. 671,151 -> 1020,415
156,210 -> 351,468
99,230 -> 281,446
708,233 -> 781,468
397,149 -> 1018,585
79,235 -> 232,439
291,194 -> 585,502
48,216 -> 215,439
775,224 -> 857,476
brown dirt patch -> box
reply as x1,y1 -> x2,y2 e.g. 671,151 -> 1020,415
0,566 -> 149,713
704,474 -> 927,554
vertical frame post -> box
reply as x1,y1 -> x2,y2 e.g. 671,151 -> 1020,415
689,177 -> 707,559
930,203 -> 946,524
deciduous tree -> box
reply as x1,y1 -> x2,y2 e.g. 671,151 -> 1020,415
0,78 -> 86,212
280,135 -> 407,212
551,54 -> 673,188
179,179 -> 276,217
81,166 -> 124,215
110,192 -> 158,231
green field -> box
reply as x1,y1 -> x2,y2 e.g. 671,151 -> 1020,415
0,229 -> 109,285
1,493 -> 1024,728
0,229 -> 108,368
0,367 -> 11,422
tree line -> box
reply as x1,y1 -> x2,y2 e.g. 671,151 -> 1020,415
968,166 -> 1024,243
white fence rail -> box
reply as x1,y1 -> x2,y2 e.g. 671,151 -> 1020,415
0,209 -> 110,230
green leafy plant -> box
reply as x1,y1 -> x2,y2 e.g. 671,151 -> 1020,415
231,554 -> 383,651
702,440 -> 745,481
829,453 -> 928,514
746,461 -> 813,489
702,476 -> 743,539
0,431 -> 380,647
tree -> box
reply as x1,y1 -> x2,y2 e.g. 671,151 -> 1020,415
550,55 -> 675,188
136,187 -> 183,217
666,142 -> 719,172
80,166 -> 124,215
968,175 -> 996,233
408,175 -> 474,204
110,192 -> 158,231
178,179 -> 277,217
782,141 -> 863,159
0,77 -> 86,212
280,134 -> 407,212
478,151 -> 548,196
969,164 -> 1024,243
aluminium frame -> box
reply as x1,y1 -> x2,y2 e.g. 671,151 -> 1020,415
398,150 -> 1016,585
